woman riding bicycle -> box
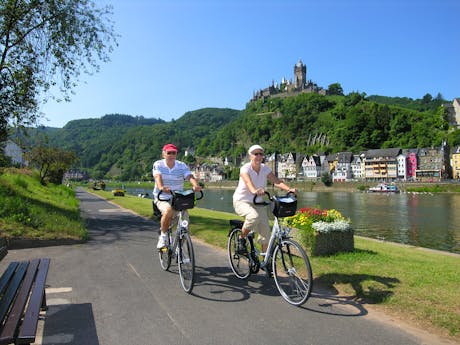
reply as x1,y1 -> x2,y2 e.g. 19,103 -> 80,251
232,144 -> 296,254
153,143 -> 202,249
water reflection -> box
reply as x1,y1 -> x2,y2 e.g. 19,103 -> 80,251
122,187 -> 460,254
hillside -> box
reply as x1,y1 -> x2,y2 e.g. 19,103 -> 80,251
15,93 -> 460,181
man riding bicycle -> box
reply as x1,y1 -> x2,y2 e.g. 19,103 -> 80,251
153,143 -> 202,249
232,144 -> 296,254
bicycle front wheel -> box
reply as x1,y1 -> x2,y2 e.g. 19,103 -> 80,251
178,231 -> 195,293
158,234 -> 172,271
272,239 -> 313,306
227,228 -> 251,279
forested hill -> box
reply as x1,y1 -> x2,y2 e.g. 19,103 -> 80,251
25,94 -> 460,181
196,92 -> 456,158
45,109 -> 241,180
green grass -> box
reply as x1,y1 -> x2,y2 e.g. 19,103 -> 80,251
0,168 -> 87,240
90,188 -> 460,340
4,170 -> 458,338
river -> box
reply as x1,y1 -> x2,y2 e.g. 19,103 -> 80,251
124,187 -> 460,254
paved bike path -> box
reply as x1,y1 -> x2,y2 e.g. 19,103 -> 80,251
0,188 -> 453,345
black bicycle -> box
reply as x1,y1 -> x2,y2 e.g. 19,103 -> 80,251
228,192 -> 313,306
157,189 -> 203,293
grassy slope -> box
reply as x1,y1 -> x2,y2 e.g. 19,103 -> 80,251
0,169 -> 87,240
90,189 -> 460,340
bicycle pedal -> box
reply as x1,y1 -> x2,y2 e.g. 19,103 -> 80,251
159,247 -> 168,253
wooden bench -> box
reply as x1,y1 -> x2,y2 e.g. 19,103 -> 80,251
0,239 -> 50,345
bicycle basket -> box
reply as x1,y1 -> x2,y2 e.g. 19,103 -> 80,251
270,195 -> 297,218
172,190 -> 195,211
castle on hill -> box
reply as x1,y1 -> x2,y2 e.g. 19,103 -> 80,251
251,59 -> 326,102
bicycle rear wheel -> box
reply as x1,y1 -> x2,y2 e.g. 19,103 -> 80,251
227,228 -> 251,279
158,233 -> 172,271
272,239 -> 313,306
178,231 -> 195,293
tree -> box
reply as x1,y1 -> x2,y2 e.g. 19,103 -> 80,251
0,0 -> 118,151
321,172 -> 333,187
327,83 -> 344,96
25,146 -> 78,184
422,93 -> 433,104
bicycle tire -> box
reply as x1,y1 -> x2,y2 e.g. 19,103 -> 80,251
227,228 -> 251,279
158,233 -> 172,271
178,231 -> 195,293
272,239 -> 313,306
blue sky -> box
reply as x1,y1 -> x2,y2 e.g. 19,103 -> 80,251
40,0 -> 459,128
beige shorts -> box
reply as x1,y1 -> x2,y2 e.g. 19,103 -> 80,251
154,199 -> 189,225
233,200 -> 270,245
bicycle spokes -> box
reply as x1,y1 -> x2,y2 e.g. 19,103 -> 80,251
228,228 -> 251,279
273,239 -> 313,306
178,233 -> 195,293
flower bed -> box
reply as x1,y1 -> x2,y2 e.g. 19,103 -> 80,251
286,207 -> 354,256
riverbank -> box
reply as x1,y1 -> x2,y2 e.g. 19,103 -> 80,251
204,180 -> 460,193
99,179 -> 460,194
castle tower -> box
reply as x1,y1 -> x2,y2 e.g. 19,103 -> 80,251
294,59 -> 306,89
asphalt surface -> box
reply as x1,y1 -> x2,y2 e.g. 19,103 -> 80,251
0,188 -> 452,345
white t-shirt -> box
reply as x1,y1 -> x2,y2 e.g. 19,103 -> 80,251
152,159 -> 192,200
233,162 -> 272,203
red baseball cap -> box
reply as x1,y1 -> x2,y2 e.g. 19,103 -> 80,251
162,143 -> 178,152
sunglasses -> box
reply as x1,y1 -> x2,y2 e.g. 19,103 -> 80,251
253,152 -> 264,156
166,151 -> 177,155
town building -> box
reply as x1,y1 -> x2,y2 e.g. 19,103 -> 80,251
363,148 -> 401,181
4,140 -> 26,166
451,146 -> 460,179
350,153 -> 365,180
301,154 -> 321,180
63,169 -> 89,181
332,152 -> 353,182
276,153 -> 297,180
416,142 -> 449,181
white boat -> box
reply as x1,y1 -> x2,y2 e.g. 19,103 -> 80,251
368,183 -> 399,193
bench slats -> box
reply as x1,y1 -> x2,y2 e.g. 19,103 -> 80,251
0,259 -> 39,345
17,258 -> 50,344
0,262 -> 19,296
0,257 -> 50,345
0,261 -> 29,326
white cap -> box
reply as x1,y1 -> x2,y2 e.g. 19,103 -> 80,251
248,144 -> 264,154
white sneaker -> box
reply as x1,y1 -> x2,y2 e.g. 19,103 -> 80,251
157,234 -> 168,249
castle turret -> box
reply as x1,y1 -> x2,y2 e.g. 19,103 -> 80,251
294,59 -> 306,89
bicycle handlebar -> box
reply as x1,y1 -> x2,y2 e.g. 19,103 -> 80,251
157,189 -> 204,201
252,191 -> 297,206
253,191 -> 272,206
195,190 -> 204,200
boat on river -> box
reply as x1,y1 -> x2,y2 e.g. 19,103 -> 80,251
368,183 -> 399,193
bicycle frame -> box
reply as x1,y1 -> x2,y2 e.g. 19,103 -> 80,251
248,215 -> 289,268
166,210 -> 189,255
